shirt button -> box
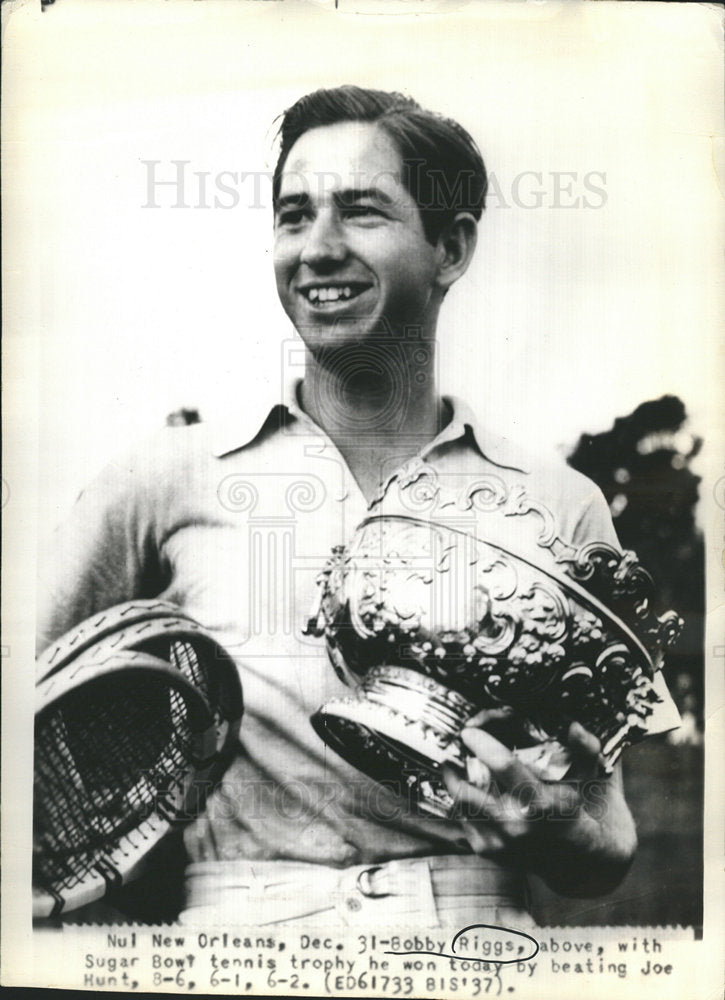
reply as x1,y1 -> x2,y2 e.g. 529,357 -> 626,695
346,897 -> 362,912
334,489 -> 349,502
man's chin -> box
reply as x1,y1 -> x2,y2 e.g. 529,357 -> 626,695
294,320 -> 388,355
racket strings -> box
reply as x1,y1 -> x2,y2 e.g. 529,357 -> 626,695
169,639 -> 205,688
34,676 -> 196,892
143,637 -> 237,732
168,638 -> 228,729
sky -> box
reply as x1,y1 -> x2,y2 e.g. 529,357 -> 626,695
3,0 -> 722,528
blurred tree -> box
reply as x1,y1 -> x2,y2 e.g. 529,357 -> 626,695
568,395 -> 704,730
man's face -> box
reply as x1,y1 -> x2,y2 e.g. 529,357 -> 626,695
273,121 -> 441,352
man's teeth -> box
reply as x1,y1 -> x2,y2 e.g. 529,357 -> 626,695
305,286 -> 359,303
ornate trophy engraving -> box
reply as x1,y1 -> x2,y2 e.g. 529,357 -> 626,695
306,461 -> 682,817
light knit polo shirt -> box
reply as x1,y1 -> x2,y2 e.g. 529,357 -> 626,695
37,383 -> 678,868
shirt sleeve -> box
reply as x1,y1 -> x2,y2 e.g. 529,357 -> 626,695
36,447 -> 167,655
569,480 -> 622,550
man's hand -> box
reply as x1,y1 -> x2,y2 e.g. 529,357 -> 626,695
442,717 -> 638,898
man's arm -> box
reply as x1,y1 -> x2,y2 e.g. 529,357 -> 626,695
37,446 -> 166,654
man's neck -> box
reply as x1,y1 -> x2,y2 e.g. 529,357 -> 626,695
299,340 -> 446,502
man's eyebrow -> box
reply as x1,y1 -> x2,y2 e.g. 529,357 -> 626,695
275,192 -> 310,213
275,186 -> 396,214
335,187 -> 394,207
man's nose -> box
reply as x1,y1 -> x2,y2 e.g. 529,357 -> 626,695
300,210 -> 346,267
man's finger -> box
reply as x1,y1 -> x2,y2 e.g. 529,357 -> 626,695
465,754 -> 491,789
459,818 -> 507,856
443,765 -> 533,836
568,720 -> 601,757
443,764 -> 498,820
465,706 -> 515,728
566,721 -> 606,778
461,727 -> 536,791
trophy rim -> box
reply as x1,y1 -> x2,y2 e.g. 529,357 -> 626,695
355,513 -> 654,675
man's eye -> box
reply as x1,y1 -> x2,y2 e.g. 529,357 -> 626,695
344,205 -> 384,220
277,209 -> 308,227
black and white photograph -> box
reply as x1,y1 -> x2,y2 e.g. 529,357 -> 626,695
2,1 -> 723,996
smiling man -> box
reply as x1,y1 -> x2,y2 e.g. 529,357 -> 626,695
37,86 -> 678,929
271,100 -> 482,504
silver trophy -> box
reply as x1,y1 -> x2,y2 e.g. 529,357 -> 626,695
307,461 -> 681,817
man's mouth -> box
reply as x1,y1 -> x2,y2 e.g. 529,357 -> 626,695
298,283 -> 372,306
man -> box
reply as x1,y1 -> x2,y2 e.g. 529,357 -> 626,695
38,86 -> 670,927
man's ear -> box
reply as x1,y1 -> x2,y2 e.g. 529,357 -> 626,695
434,212 -> 478,292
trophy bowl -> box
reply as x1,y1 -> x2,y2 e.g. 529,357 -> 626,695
307,513 -> 681,817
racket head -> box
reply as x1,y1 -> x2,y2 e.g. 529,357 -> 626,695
33,601 -> 243,918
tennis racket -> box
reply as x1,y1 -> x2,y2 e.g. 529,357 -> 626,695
33,600 -> 243,919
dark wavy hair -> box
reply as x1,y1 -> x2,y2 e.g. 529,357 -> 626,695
272,85 -> 487,245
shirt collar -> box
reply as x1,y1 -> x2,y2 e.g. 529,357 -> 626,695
210,379 -> 530,474
209,378 -> 303,459
440,396 -> 531,474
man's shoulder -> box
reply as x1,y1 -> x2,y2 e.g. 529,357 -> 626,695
74,423 -> 216,513
103,421 -> 214,479
466,412 -> 600,504
462,408 -> 617,548
99,416 -> 288,502
523,447 -> 604,505
522,450 -> 617,548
